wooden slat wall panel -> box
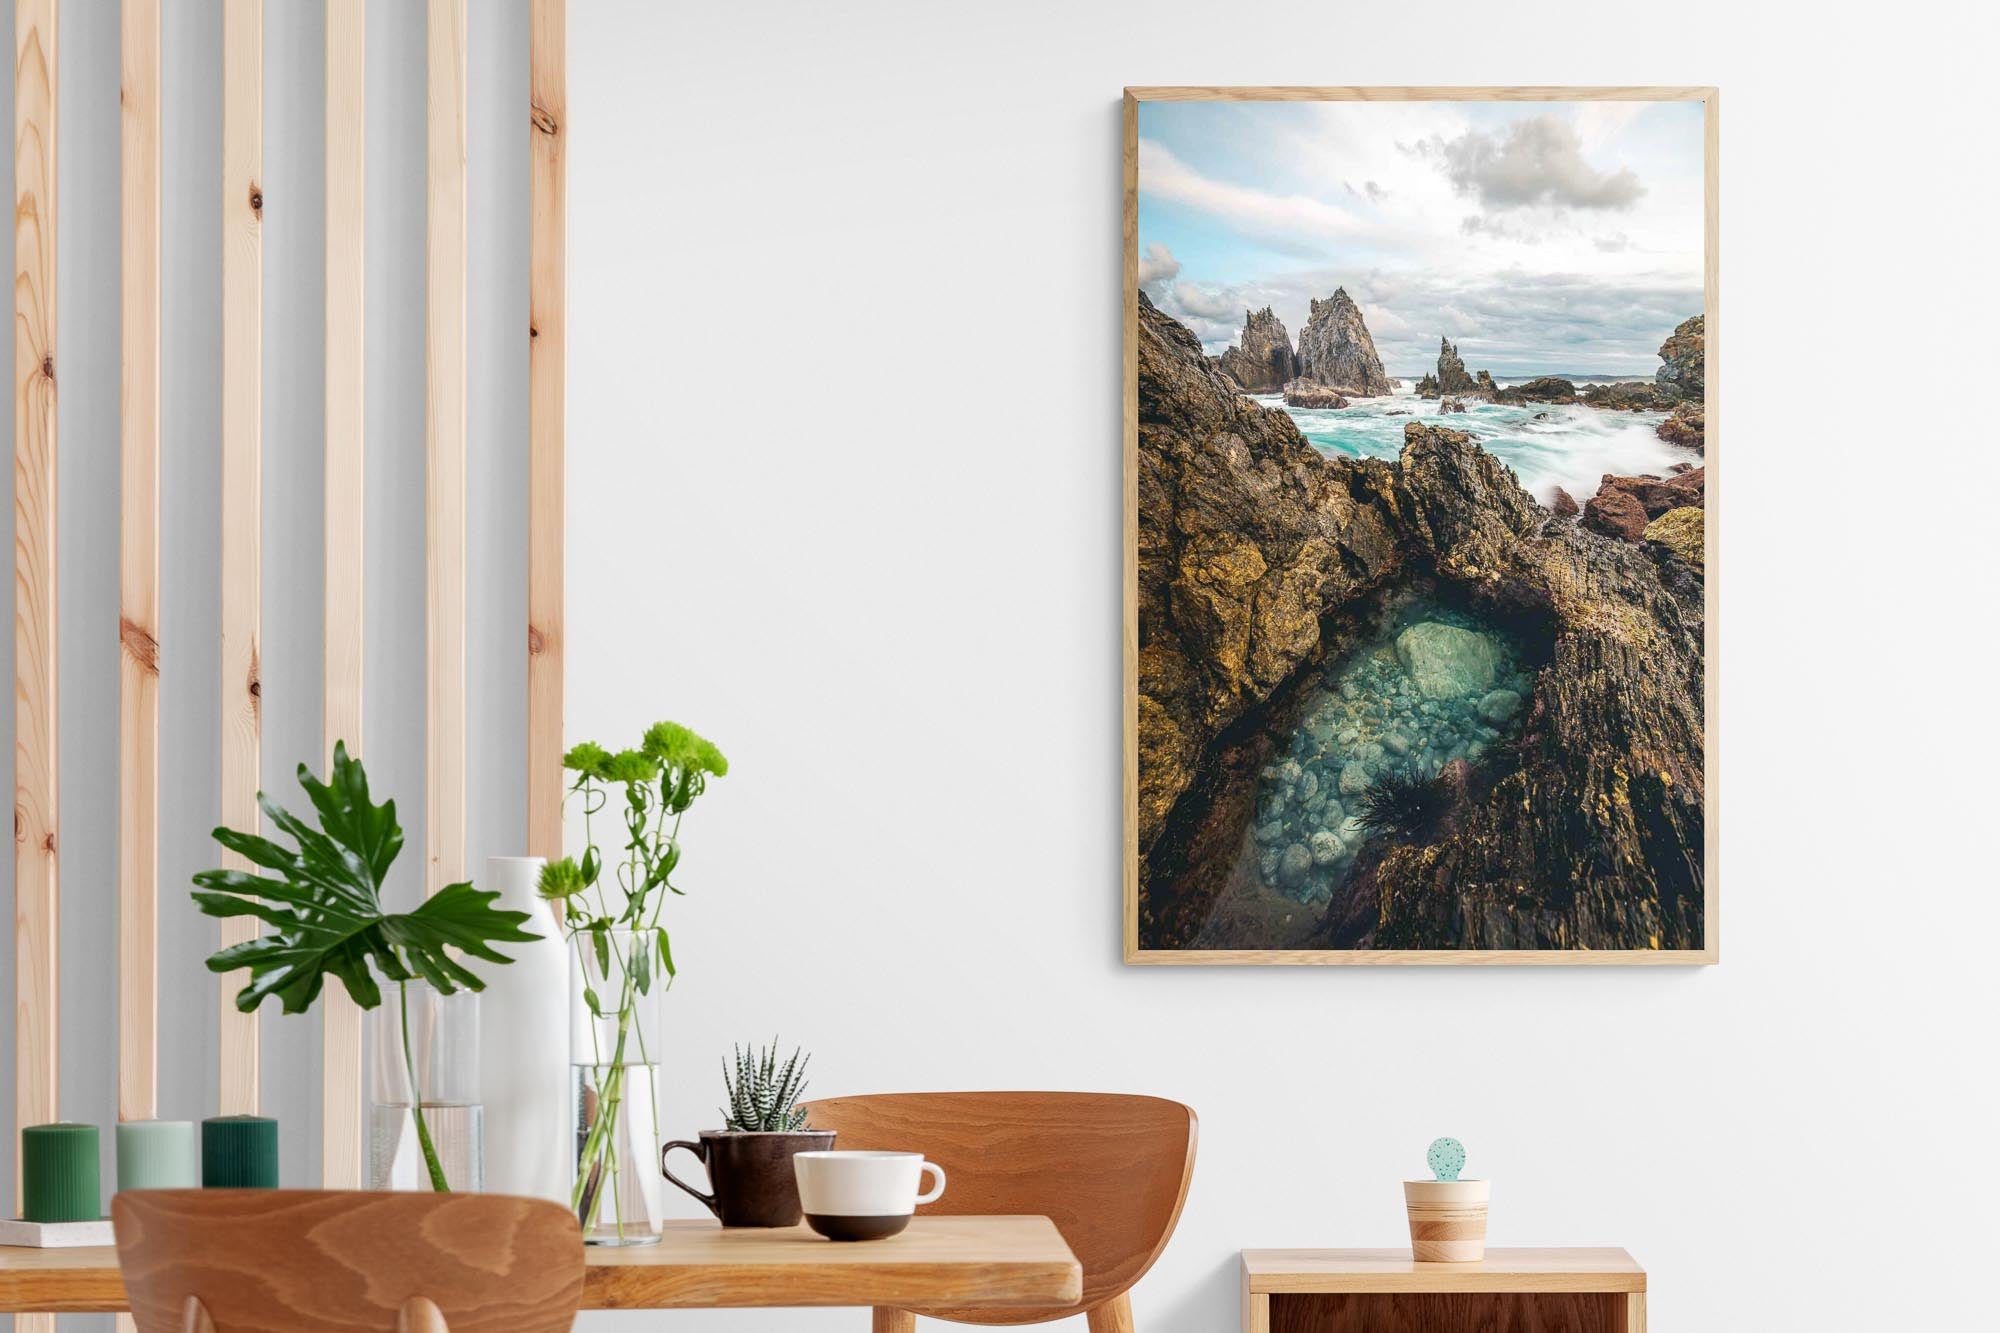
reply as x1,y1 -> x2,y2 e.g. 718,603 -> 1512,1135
119,0 -> 162,1133
527,0 -> 564,860
13,5 -> 58,1331
321,0 -> 367,1187
427,0 -> 467,895
218,0 -> 263,1115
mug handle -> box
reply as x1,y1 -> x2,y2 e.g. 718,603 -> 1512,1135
915,1160 -> 947,1206
661,1139 -> 720,1218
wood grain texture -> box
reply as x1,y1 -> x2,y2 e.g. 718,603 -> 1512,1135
114,14 -> 161,1318
13,22 -> 59,1326
320,0 -> 367,1189
873,1309 -> 917,1333
527,0 -> 566,860
1120,86 -> 1720,967
1242,1249 -> 1646,1296
112,1191 -> 584,1333
803,1092 -> 1194,1325
217,0 -> 262,1113
4,1216 -> 1081,1314
119,0 -> 162,1136
426,0 -> 467,895
1269,1292 -> 1621,1333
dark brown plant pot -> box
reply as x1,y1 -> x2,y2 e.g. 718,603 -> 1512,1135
662,1129 -> 835,1227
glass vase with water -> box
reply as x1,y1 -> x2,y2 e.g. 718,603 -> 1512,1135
369,980 -> 483,1191
571,928 -> 665,1244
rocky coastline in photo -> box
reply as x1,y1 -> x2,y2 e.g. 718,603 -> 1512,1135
1137,291 -> 1706,953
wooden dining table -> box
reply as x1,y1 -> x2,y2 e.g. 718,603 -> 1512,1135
0,1215 -> 1083,1315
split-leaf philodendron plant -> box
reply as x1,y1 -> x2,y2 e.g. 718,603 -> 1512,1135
192,742 -> 541,1191
539,721 -> 728,1238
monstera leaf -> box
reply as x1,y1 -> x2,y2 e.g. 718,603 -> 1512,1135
193,742 -> 541,1015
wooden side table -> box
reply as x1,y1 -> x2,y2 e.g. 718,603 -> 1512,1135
1242,1248 -> 1646,1332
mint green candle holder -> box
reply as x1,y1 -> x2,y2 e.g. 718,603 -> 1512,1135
22,1123 -> 101,1222
117,1120 -> 200,1191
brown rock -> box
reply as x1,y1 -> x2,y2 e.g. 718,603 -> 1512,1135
1281,381 -> 1350,409
1582,486 -> 1648,541
1657,400 -> 1704,449
1216,307 -> 1297,393
1550,487 -> 1579,518
1596,468 -> 1704,520
1656,315 -> 1704,400
1439,396 -> 1467,414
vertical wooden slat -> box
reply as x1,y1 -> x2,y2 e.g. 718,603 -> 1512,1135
321,0 -> 366,1187
119,0 -> 163,1136
218,0 -> 263,1115
527,0 -> 564,859
13,6 -> 58,1331
426,0 -> 467,894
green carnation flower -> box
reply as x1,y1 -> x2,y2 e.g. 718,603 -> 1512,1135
643,721 -> 729,778
562,741 -> 613,779
538,856 -> 587,900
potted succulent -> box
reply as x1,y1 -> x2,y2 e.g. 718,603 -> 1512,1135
662,1042 -> 834,1227
1404,1137 -> 1490,1262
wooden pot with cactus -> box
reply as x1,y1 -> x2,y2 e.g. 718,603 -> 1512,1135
662,1043 -> 833,1227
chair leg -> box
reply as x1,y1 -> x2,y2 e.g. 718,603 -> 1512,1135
872,1310 -> 916,1333
398,1297 -> 450,1332
181,1297 -> 217,1333
1086,1292 -> 1135,1333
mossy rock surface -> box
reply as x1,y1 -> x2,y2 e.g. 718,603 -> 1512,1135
1644,506 -> 1704,567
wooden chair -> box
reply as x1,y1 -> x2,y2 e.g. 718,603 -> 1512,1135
801,1092 -> 1196,1333
112,1189 -> 585,1333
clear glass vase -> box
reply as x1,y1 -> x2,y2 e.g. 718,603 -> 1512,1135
571,929 -> 666,1245
369,980 -> 483,1191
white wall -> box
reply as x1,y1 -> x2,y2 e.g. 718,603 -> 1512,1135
567,0 -> 2000,1330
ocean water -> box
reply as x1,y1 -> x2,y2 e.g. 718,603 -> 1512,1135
1252,379 -> 1690,507
1249,594 -> 1534,908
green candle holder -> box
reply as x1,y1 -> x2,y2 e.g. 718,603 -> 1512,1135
22,1123 -> 100,1222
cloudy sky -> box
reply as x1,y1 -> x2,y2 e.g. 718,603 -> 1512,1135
1137,99 -> 1705,376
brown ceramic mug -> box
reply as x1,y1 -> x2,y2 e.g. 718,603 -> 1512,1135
662,1129 -> 836,1227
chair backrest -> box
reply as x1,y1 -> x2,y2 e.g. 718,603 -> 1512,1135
800,1092 -> 1196,1325
113,1189 -> 585,1333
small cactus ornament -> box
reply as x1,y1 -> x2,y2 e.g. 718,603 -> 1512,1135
1426,1137 -> 1465,1181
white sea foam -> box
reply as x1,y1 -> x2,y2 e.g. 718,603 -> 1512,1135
1252,385 -> 1695,507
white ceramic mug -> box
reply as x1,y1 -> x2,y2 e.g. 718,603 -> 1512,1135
792,1150 -> 947,1241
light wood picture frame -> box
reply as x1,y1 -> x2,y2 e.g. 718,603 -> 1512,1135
1123,87 -> 1717,965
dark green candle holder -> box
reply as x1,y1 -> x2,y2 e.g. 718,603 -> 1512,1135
21,1123 -> 100,1222
201,1115 -> 279,1188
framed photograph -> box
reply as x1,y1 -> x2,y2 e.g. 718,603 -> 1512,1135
1123,87 -> 1716,964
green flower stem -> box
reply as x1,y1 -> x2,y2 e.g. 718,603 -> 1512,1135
398,978 -> 452,1193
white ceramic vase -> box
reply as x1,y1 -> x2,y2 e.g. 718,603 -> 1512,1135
477,856 -> 571,1202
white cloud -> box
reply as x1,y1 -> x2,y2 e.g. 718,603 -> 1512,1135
1137,242 -> 1180,287
1168,283 -> 1241,321
1420,115 -> 1645,211
1137,139 -> 1365,258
